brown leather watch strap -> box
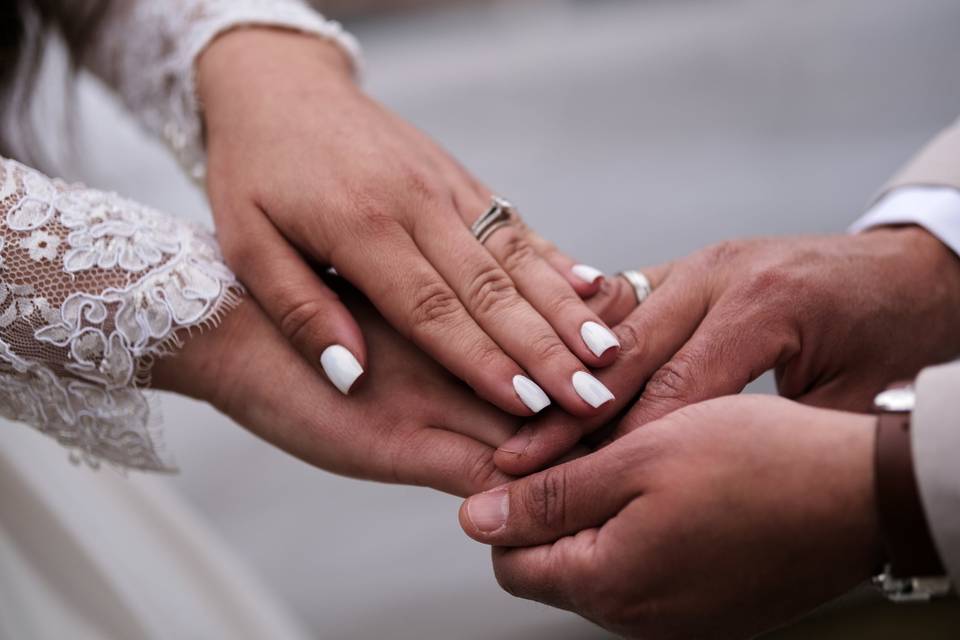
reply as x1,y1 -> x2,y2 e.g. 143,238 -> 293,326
875,411 -> 945,577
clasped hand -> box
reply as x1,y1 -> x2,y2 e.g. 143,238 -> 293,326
172,27 -> 960,640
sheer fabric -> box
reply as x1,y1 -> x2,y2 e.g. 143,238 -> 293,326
0,158 -> 240,471
0,0 -> 359,470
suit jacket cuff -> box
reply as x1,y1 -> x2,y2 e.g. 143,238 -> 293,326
881,121 -> 960,196
912,360 -> 960,584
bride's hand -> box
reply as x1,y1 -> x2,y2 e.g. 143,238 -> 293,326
196,28 -> 618,417
151,283 -> 520,497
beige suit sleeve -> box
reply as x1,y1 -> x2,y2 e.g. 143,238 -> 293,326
884,119 -> 960,195
912,360 -> 960,583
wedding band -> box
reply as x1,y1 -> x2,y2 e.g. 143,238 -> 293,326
620,270 -> 653,305
471,196 -> 518,244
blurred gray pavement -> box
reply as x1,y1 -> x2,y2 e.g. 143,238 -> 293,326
45,0 -> 960,637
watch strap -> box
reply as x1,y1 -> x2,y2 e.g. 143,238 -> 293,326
875,411 -> 946,578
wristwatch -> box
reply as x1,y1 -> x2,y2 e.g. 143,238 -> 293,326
871,383 -> 953,602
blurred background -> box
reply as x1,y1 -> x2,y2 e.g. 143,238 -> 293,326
8,0 -> 960,637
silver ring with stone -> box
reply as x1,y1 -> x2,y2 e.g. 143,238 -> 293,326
471,196 -> 519,245
620,270 -> 653,305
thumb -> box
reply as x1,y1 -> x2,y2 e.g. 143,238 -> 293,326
459,443 -> 633,547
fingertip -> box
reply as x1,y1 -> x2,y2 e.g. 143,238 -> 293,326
568,270 -> 604,299
460,487 -> 510,541
579,321 -> 621,366
512,376 -> 552,414
572,371 -> 615,411
473,368 -> 544,418
320,344 -> 365,395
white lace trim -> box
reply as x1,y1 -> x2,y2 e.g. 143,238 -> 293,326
88,0 -> 362,181
0,158 -> 242,471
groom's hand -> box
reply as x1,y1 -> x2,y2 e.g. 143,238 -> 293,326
462,396 -> 881,640
495,226 -> 960,474
152,285 -> 522,497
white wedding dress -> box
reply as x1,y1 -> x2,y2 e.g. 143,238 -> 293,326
0,1 -> 358,637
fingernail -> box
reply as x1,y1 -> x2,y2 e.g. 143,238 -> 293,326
500,425 -> 533,455
513,375 -> 551,413
467,488 -> 509,533
320,345 -> 364,395
572,264 -> 605,284
572,371 -> 615,408
580,321 -> 620,358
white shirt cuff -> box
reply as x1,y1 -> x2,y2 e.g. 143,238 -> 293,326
850,187 -> 960,257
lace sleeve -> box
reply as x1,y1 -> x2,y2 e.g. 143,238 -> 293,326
84,0 -> 361,181
0,157 -> 241,471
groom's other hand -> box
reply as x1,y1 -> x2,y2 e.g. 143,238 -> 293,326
464,396 -> 881,640
496,226 -> 960,474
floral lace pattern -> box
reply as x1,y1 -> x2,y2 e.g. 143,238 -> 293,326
0,159 -> 242,471
86,0 -> 361,181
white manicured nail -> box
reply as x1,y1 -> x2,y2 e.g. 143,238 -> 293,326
572,264 -> 605,284
572,371 -> 615,408
513,375 -> 551,413
321,345 -> 364,395
580,321 -> 620,358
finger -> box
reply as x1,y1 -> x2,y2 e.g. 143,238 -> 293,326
441,170 -> 603,300
523,229 -> 604,299
220,205 -> 367,395
586,263 -> 673,326
614,306 -> 796,437
494,263 -> 703,475
344,286 -> 523,449
411,211 -> 613,417
389,427 -> 515,497
460,445 -> 631,546
434,380 -> 523,448
482,221 -> 622,369
329,220 -> 534,416
491,533 -> 598,612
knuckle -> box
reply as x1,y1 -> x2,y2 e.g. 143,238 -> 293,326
400,169 -> 447,206
467,264 -> 520,316
498,230 -> 539,272
466,449 -> 502,491
644,354 -> 699,403
544,292 -> 584,319
742,263 -> 814,309
409,282 -> 463,332
351,207 -> 402,242
529,332 -> 570,363
277,299 -> 329,349
613,322 -> 646,362
699,239 -> 744,268
526,467 -> 569,530
467,339 -> 507,371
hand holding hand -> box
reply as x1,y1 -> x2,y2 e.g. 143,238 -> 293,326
496,226 -> 960,474
462,396 -> 881,639
196,29 -> 617,416
152,284 -> 522,497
